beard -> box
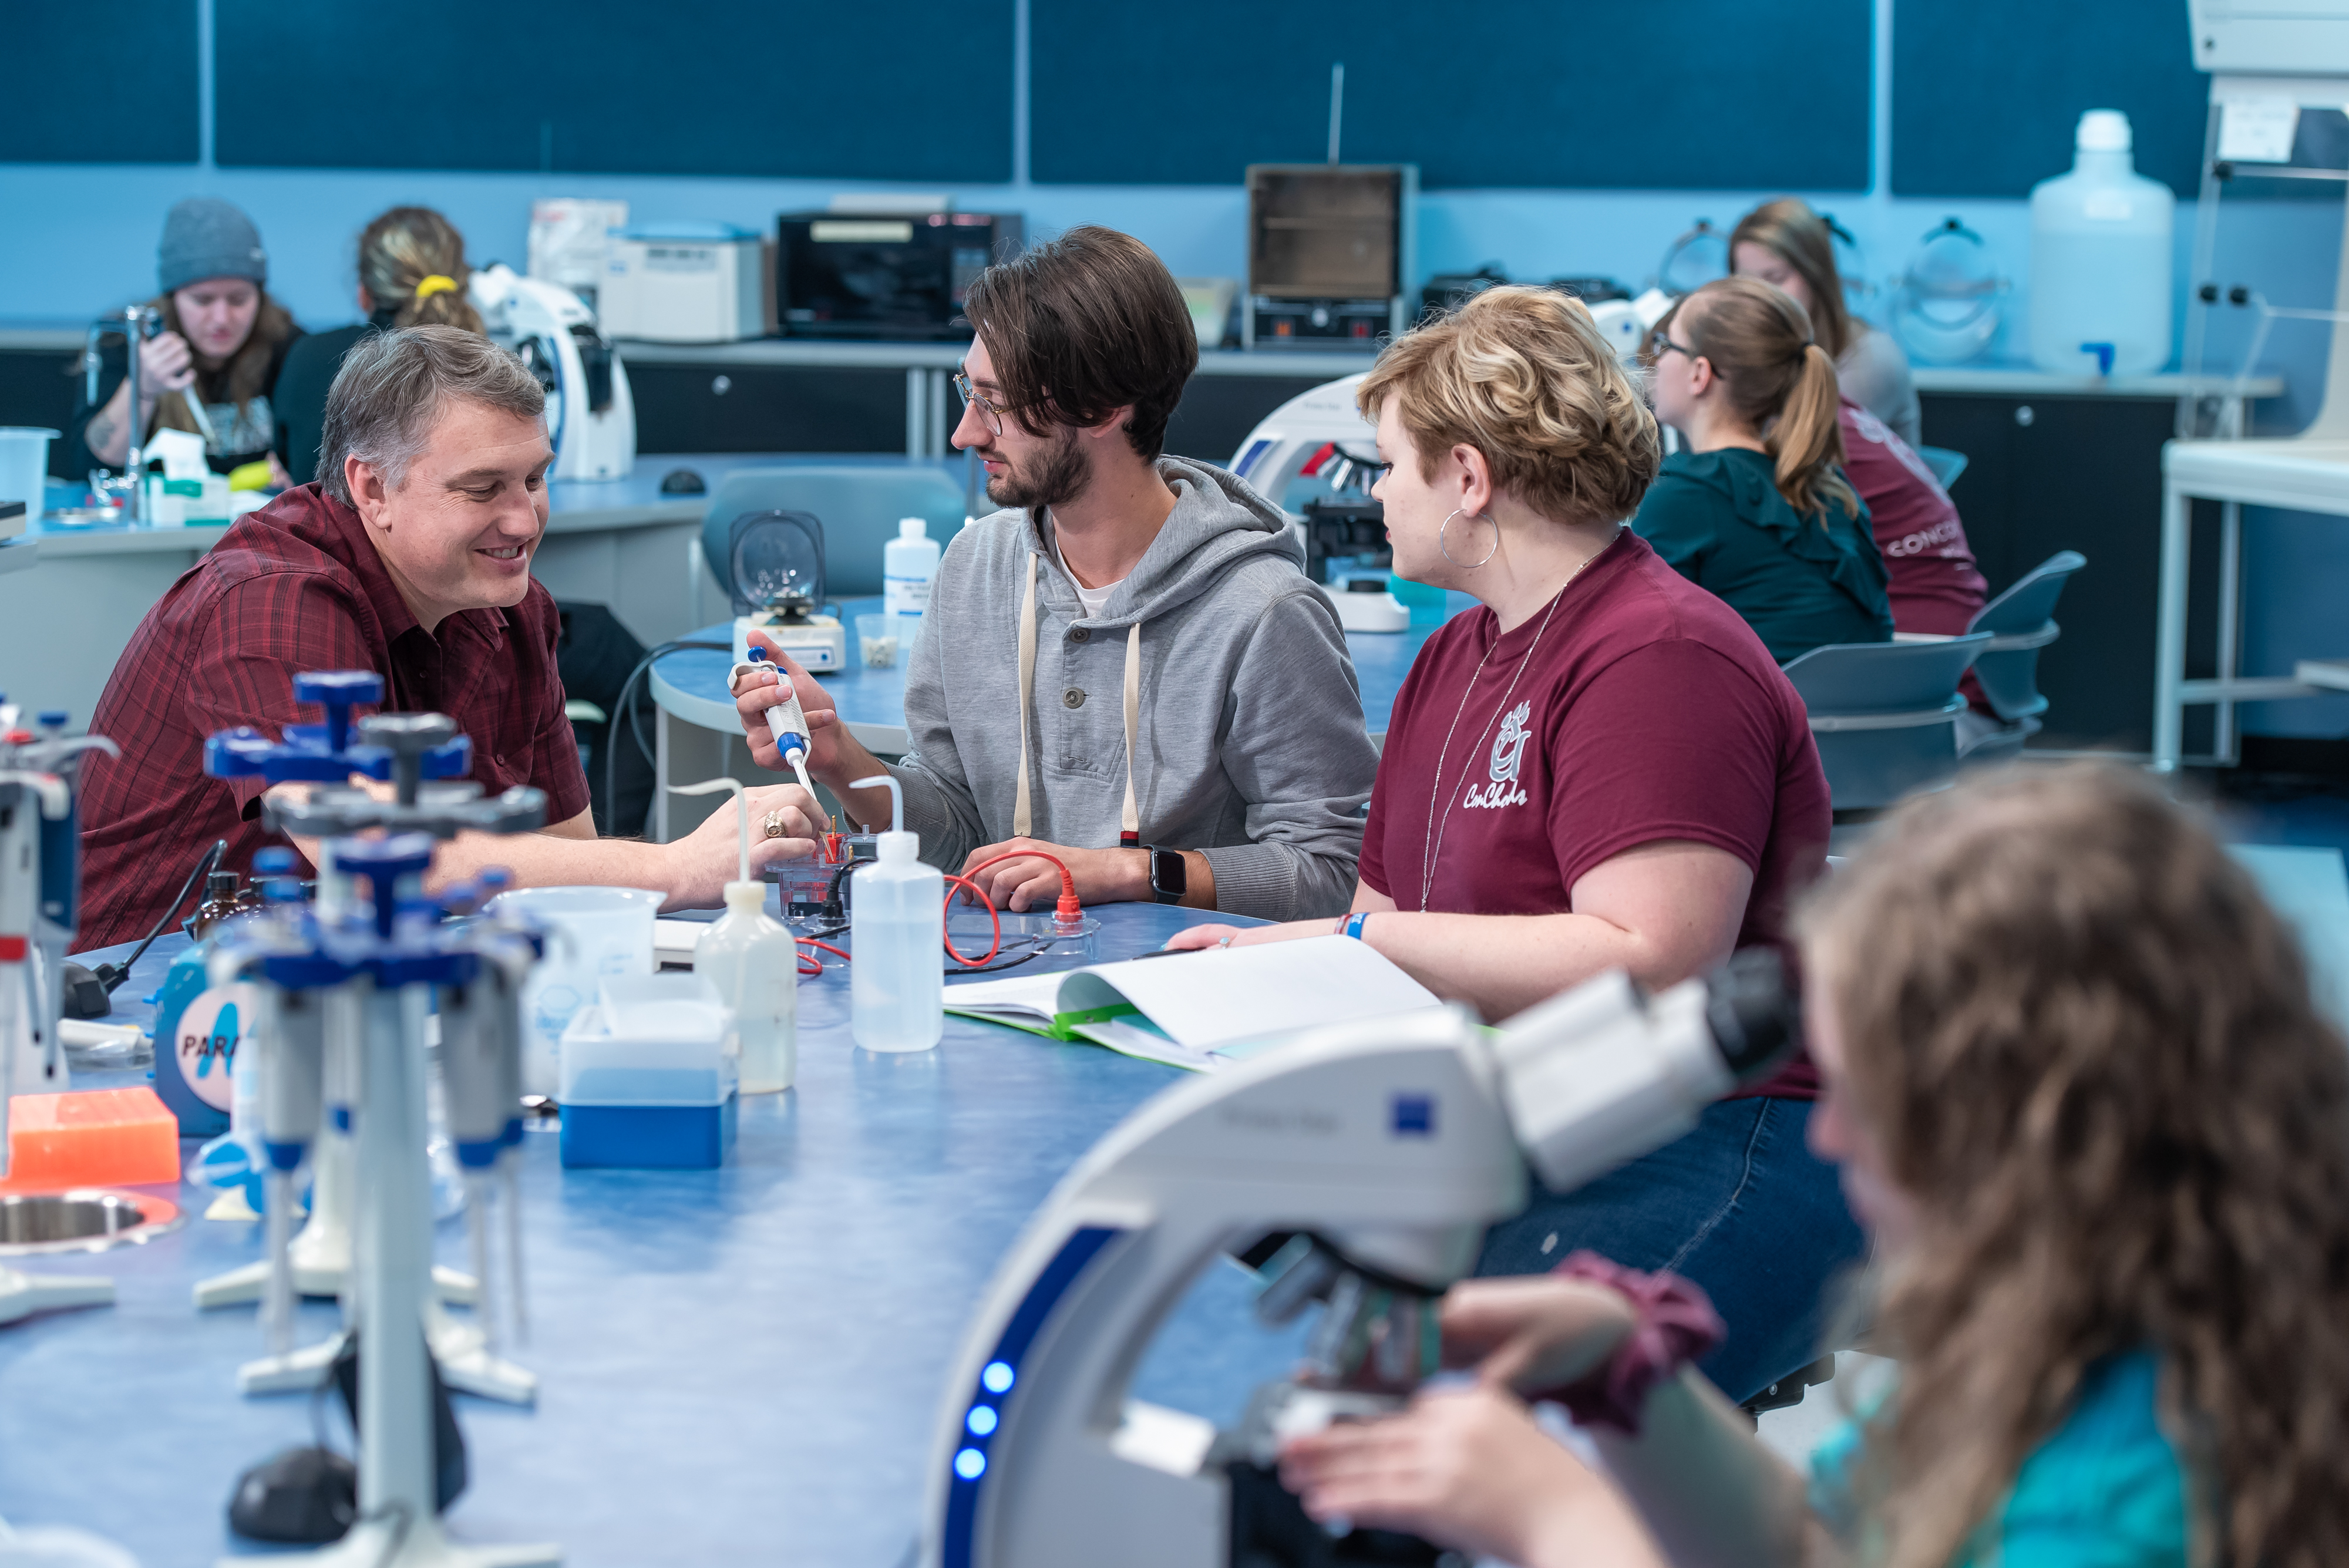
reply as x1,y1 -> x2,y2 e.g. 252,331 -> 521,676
982,426 -> 1091,511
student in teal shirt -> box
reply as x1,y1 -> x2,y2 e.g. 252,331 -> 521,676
1634,276 -> 1893,663
1277,764 -> 2349,1568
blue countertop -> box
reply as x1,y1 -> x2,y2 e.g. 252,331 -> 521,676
0,899 -> 1311,1566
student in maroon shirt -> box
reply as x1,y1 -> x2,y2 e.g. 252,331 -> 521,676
1172,287 -> 1861,1404
78,326 -> 822,951
1840,398 -> 1987,637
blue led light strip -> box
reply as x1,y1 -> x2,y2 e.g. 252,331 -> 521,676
940,1224 -> 1123,1568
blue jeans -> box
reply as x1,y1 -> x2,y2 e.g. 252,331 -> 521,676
1475,1096 -> 1867,1405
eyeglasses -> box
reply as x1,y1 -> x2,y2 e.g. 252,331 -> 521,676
953,371 -> 1011,438
1645,329 -> 1701,364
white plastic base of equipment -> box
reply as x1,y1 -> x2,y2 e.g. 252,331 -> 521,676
1330,587 -> 1409,633
198,1256 -> 478,1310
238,1305 -> 536,1404
216,1513 -> 557,1568
0,1265 -> 113,1325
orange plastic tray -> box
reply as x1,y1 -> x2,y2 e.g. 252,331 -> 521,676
1,1087 -> 182,1190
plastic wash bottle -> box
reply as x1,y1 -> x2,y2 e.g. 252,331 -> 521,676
699,880 -> 799,1092
668,776 -> 800,1092
849,773 -> 943,1053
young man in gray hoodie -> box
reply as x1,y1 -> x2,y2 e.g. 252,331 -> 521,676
731,227 -> 1378,921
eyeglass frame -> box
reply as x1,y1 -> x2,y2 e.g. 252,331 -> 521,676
952,371 -> 1018,438
1644,328 -> 1702,366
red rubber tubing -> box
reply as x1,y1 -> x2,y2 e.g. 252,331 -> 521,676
958,849 -> 1085,925
938,873 -> 1004,967
797,938 -> 852,976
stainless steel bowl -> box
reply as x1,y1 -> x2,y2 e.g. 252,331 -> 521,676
0,1189 -> 184,1256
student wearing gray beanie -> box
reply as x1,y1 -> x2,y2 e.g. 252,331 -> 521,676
70,197 -> 304,485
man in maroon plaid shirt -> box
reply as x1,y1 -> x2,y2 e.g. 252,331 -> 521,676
77,326 -> 819,950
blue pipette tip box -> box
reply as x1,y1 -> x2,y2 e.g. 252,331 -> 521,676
559,1092 -> 738,1169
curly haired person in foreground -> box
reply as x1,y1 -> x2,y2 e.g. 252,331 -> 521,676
1280,763 -> 2349,1568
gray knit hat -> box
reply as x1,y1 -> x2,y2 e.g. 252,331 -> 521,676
157,198 -> 268,294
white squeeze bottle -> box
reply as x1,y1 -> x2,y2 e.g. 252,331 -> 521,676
883,516 -> 941,630
2028,109 -> 2175,376
848,772 -> 943,1053
669,777 -> 799,1092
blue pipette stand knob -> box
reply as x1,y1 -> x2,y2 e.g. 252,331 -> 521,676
292,670 -> 383,755
37,710 -> 68,730
254,847 -> 297,874
335,832 -> 437,938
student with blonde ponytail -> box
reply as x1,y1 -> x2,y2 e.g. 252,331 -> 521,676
1633,276 -> 1893,664
277,207 -> 487,483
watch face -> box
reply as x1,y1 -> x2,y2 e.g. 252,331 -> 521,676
1152,847 -> 1186,896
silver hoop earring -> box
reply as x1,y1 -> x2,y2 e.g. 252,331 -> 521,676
1438,508 -> 1499,570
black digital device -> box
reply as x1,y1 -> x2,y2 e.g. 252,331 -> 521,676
1147,846 -> 1187,906
776,211 -> 1025,341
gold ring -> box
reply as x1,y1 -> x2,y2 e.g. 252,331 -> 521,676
763,810 -> 788,839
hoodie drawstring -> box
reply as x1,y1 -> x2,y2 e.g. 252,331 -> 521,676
1014,549 -> 1142,846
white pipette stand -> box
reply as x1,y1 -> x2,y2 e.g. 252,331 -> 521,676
206,678 -> 556,1568
0,740 -> 115,1327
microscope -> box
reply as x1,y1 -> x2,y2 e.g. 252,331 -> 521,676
917,953 -> 1796,1568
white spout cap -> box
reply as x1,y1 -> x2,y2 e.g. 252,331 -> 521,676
2077,109 -> 2131,153
850,772 -> 920,863
898,516 -> 927,540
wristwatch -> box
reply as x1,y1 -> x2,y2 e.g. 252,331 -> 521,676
1145,845 -> 1186,906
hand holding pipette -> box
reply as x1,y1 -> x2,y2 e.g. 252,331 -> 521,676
731,644 -> 823,804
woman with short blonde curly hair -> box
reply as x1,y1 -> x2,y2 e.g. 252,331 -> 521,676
1279,763 -> 2349,1568
1172,285 -> 1856,1403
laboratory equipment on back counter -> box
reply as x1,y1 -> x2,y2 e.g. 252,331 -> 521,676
885,516 -> 943,630
849,774 -> 943,1054
600,223 -> 772,344
776,207 -> 1025,340
82,305 -> 162,523
1657,217 -> 1730,297
468,262 -> 635,481
917,951 -> 1799,1568
1892,219 -> 2008,366
2029,109 -> 2175,376
728,509 -> 847,671
203,675 -> 556,1566
1242,164 -> 1418,348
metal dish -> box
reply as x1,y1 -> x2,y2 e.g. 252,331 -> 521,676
0,1189 -> 184,1256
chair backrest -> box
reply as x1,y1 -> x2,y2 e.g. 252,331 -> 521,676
1966,550 -> 2085,724
1915,445 -> 1968,492
701,464 -> 968,601
1781,635 -> 1991,812
1968,549 -> 2085,638
1781,633 -> 1991,716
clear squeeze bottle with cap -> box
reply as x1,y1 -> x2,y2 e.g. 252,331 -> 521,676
849,773 -> 943,1053
670,775 -> 799,1091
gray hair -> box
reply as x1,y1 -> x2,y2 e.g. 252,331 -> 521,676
317,325 -> 545,503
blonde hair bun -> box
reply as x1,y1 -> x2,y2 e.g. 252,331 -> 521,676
1357,285 -> 1660,529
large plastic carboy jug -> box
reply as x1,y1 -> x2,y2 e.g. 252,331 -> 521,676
2028,109 -> 2175,376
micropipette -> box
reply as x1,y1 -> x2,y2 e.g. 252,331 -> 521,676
734,648 -> 820,806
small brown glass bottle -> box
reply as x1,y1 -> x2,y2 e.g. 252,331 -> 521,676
191,871 -> 244,941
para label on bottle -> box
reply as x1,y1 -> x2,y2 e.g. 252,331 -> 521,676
173,983 -> 258,1113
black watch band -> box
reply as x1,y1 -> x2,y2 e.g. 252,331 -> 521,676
1146,845 -> 1186,906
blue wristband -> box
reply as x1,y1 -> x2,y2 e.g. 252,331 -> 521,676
1342,911 -> 1371,940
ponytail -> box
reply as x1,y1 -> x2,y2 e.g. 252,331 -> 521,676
1768,342 -> 1857,521
1682,275 -> 1860,526
355,206 -> 486,337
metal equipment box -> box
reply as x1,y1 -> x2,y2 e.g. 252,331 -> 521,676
1243,164 -> 1418,349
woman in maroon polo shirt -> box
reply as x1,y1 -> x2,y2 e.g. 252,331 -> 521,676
1169,285 -> 1862,1404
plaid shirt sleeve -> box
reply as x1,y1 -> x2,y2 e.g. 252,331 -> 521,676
187,570 -> 384,816
523,600 -> 591,826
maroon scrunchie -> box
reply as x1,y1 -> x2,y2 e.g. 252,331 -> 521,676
1532,1250 -> 1725,1435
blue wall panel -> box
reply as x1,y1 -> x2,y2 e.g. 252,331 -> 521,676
1893,0 -> 2209,197
214,0 -> 1012,182
2,0 -> 198,164
1031,0 -> 1873,191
